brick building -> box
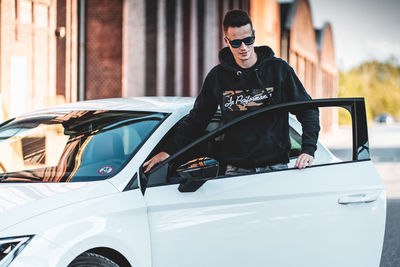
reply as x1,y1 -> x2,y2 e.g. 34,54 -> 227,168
0,0 -> 337,131
316,22 -> 338,131
250,0 -> 281,56
0,0 -> 57,120
281,0 -> 318,97
280,0 -> 337,131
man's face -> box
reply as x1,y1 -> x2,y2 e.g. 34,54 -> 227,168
224,24 -> 255,65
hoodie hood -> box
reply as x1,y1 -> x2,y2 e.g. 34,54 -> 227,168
218,46 -> 275,76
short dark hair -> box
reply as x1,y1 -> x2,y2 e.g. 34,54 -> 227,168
223,10 -> 253,33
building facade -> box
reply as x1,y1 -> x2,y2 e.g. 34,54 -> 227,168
250,0 -> 281,56
280,0 -> 337,131
316,22 -> 338,131
281,0 -> 318,98
0,0 -> 57,120
0,0 -> 337,130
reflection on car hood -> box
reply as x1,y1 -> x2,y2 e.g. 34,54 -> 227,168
0,181 -> 117,232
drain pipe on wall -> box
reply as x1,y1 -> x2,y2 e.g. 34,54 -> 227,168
78,0 -> 86,101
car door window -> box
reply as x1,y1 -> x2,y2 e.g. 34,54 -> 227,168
143,98 -> 370,189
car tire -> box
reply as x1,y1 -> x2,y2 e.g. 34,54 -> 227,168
68,252 -> 119,267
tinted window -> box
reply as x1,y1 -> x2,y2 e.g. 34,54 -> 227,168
0,111 -> 166,182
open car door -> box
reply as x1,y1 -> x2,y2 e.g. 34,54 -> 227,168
141,98 -> 386,267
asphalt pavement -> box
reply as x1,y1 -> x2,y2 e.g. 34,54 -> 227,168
381,199 -> 400,267
320,123 -> 400,266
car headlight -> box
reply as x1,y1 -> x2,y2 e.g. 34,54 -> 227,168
0,236 -> 33,266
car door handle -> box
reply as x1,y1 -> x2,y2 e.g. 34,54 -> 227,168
338,193 -> 378,205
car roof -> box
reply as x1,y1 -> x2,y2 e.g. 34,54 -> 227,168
21,97 -> 196,116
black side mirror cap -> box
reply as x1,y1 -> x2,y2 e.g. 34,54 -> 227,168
176,157 -> 219,192
178,179 -> 207,193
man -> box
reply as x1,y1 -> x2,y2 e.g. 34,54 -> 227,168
144,9 -> 319,174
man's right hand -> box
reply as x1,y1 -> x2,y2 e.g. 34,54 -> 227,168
143,152 -> 170,173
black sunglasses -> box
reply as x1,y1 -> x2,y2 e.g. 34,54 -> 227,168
225,36 -> 255,48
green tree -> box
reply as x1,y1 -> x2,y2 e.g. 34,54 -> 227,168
338,59 -> 400,124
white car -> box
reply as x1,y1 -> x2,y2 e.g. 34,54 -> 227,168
0,97 -> 385,267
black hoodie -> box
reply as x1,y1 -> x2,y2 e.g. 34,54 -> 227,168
165,46 -> 320,168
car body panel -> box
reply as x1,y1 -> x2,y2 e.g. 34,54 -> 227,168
7,234 -> 74,267
22,97 -> 195,116
0,97 -> 386,267
5,188 -> 150,267
0,181 -> 117,232
144,161 -> 385,267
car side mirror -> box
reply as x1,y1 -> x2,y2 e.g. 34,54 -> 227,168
176,157 -> 219,192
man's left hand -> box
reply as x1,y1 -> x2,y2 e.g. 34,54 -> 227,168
295,153 -> 314,169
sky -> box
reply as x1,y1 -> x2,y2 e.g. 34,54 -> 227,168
308,0 -> 400,70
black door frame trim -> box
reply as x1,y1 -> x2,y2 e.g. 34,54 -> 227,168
144,98 -> 369,189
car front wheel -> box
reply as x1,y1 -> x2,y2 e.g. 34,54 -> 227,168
68,252 -> 119,267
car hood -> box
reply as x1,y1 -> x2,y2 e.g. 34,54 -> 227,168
0,181 -> 118,232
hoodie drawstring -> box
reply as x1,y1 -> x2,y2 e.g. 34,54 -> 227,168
255,68 -> 274,105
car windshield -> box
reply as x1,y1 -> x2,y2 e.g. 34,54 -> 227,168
0,110 -> 166,183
